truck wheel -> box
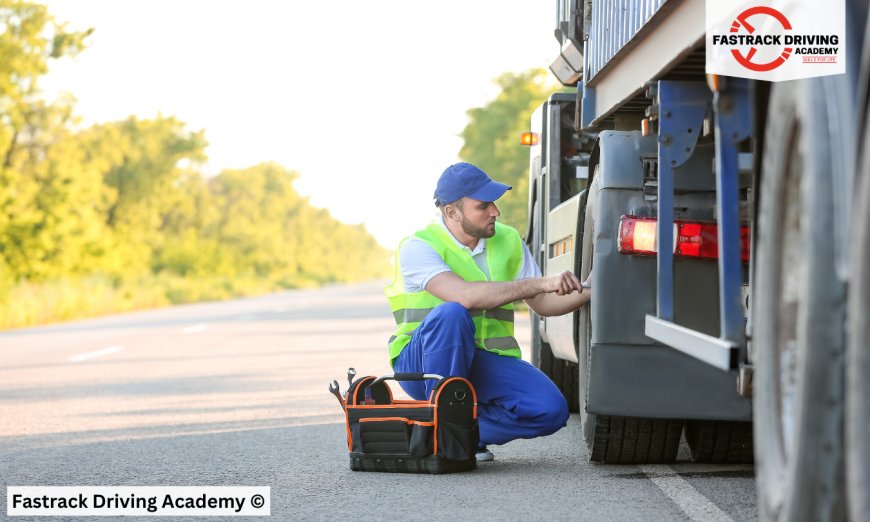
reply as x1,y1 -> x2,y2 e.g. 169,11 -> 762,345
846,97 -> 870,521
586,415 -> 683,464
754,80 -> 847,521
684,421 -> 753,464
530,312 -> 580,412
577,172 -> 600,457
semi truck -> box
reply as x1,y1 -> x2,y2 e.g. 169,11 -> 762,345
524,1 -> 870,520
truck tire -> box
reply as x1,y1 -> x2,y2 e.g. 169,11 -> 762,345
684,421 -> 754,464
846,97 -> 870,522
754,80 -> 847,522
577,172 -> 601,457
530,312 -> 580,413
586,415 -> 683,464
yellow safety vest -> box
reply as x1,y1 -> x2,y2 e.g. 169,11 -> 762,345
385,221 -> 525,362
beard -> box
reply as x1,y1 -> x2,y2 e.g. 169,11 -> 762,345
460,215 -> 496,239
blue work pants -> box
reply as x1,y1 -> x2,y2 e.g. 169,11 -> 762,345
393,302 -> 569,446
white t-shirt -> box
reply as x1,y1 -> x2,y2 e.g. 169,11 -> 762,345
399,219 -> 542,293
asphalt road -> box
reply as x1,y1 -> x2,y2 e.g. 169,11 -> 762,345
0,281 -> 757,520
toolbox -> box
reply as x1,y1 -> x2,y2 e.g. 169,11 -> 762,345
336,372 -> 479,474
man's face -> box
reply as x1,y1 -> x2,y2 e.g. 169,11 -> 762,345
457,197 -> 500,239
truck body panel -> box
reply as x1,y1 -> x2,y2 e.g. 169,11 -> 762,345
587,343 -> 752,420
581,0 -> 705,128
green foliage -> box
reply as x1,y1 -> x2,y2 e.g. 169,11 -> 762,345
0,0 -> 390,329
0,0 -> 91,161
459,69 -> 562,237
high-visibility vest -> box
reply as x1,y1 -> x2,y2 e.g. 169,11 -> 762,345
385,221 -> 525,362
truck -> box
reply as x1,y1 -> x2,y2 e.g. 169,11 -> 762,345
524,1 -> 870,521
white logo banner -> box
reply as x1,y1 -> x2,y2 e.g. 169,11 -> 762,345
7,486 -> 270,517
706,0 -> 846,81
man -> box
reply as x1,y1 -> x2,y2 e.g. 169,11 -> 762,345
385,162 -> 590,462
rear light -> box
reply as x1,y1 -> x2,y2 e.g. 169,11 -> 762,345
618,216 -> 658,255
675,222 -> 719,259
520,132 -> 539,146
618,215 -> 750,262
740,226 -> 750,262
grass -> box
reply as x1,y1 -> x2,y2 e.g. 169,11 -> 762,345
0,273 -> 325,331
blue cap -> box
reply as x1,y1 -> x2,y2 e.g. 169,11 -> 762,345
434,163 -> 512,205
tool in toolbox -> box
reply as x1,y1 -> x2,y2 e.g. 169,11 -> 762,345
329,369 -> 479,474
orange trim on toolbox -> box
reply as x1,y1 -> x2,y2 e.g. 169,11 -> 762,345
348,375 -> 395,405
358,417 -> 434,427
345,412 -> 353,452
431,377 -> 478,456
431,377 -> 478,418
348,376 -> 375,406
347,403 -> 433,409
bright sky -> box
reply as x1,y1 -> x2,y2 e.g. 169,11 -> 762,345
41,1 -> 557,248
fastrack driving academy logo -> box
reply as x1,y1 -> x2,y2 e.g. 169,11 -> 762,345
706,0 -> 845,81
725,6 -> 794,72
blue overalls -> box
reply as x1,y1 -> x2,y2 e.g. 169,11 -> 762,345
392,301 -> 569,446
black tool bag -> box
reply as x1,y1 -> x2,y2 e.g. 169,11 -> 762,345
343,372 -> 478,474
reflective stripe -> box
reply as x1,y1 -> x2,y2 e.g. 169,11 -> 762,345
467,308 -> 513,322
486,308 -> 514,322
392,308 -> 434,324
395,307 -> 512,323
484,336 -> 521,350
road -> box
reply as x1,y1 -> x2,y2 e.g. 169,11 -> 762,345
0,282 -> 757,520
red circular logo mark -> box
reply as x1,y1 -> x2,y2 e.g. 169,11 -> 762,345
730,6 -> 793,72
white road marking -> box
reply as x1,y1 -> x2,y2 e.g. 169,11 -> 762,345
235,314 -> 256,322
181,323 -> 207,334
69,346 -> 123,363
274,306 -> 288,313
639,465 -> 734,522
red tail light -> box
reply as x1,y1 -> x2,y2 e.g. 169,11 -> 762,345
618,215 -> 750,262
675,222 -> 718,259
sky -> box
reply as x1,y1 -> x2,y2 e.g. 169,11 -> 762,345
41,1 -> 558,248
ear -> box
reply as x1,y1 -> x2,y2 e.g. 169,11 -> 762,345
443,204 -> 458,222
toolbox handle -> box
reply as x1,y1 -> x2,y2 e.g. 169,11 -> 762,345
371,372 -> 444,385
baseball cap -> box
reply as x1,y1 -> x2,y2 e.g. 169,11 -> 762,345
434,163 -> 512,206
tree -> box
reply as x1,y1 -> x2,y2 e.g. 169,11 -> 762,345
87,116 -> 207,277
459,69 -> 561,237
0,1 -> 390,327
0,0 -> 91,282
206,163 -> 390,285
0,0 -> 90,170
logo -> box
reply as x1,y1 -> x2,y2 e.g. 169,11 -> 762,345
729,7 -> 793,72
706,0 -> 845,81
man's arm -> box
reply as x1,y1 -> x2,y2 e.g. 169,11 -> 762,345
425,270 -> 584,311
524,286 -> 590,317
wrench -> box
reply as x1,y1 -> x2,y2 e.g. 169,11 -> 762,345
347,367 -> 357,388
345,368 -> 357,398
328,380 -> 346,412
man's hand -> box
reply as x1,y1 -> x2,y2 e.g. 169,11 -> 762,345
525,270 -> 591,317
542,270 -> 583,296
